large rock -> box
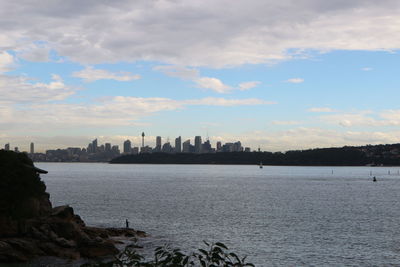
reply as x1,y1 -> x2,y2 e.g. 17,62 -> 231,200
0,240 -> 29,262
51,205 -> 74,220
0,151 -> 146,263
16,193 -> 52,219
79,239 -> 119,258
38,241 -> 80,260
1,204 -> 145,263
0,217 -> 18,237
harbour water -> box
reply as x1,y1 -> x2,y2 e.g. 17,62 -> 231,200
36,163 -> 400,266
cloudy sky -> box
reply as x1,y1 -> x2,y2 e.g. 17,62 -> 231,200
1,0 -> 400,152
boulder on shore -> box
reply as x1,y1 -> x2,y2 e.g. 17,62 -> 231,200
0,150 -> 145,263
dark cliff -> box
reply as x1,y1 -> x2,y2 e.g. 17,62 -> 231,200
0,150 -> 144,263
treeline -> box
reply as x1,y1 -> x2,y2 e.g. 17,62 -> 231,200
110,143 -> 400,166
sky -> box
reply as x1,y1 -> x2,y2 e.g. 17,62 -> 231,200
1,0 -> 400,152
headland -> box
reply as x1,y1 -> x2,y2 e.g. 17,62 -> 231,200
0,150 -> 145,263
110,143 -> 400,166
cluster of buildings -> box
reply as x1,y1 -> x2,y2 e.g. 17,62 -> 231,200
2,132 -> 252,162
3,143 -> 33,154
2,140 -> 121,162
132,133 -> 251,154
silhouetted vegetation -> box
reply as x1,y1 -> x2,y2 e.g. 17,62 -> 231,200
0,150 -> 46,219
111,144 -> 400,166
82,241 -> 254,267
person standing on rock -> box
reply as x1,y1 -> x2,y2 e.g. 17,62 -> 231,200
125,219 -> 129,229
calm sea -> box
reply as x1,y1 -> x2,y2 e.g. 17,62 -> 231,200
35,163 -> 400,266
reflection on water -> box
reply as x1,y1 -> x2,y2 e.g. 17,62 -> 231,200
36,163 -> 400,266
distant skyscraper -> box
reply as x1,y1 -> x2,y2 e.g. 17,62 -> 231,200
156,136 -> 161,147
222,143 -> 234,152
141,146 -> 152,153
175,136 -> 181,153
233,141 -> 242,152
141,132 -> 145,148
194,136 -> 202,153
123,140 -> 132,154
99,144 -> 105,152
105,143 -> 111,152
155,136 -> 162,152
14,147 -> 19,152
202,139 -> 212,153
87,143 -> 93,153
216,141 -> 222,152
30,142 -> 34,154
162,142 -> 173,153
182,139 -> 191,153
5,143 -> 10,151
111,145 -> 120,154
92,139 -> 98,153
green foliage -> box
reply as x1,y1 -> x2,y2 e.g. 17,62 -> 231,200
82,241 -> 254,267
0,150 -> 46,218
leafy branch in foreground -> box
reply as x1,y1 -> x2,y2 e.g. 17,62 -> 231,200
82,241 -> 254,267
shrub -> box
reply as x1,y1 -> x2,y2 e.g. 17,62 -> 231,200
82,241 -> 254,267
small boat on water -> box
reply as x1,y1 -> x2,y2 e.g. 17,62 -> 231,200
259,162 -> 263,169
373,176 -> 377,182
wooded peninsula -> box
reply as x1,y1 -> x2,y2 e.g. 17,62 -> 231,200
110,143 -> 400,166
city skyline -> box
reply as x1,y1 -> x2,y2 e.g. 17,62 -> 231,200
2,1 -> 400,151
2,133 -> 251,154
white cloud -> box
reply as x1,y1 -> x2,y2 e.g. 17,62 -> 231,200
380,110 -> 400,122
185,97 -> 275,106
321,111 -> 378,127
153,65 -> 199,80
0,96 -> 273,134
308,107 -> 335,113
0,74 -> 76,103
0,50 -> 75,104
2,1 -> 399,67
212,127 -> 400,152
320,110 -> 400,127
271,120 -> 302,125
361,67 -> 373,71
72,66 -> 141,82
238,81 -> 260,91
286,78 -> 304,84
16,43 -> 51,62
194,77 -> 232,93
155,65 -> 260,93
0,51 -> 16,73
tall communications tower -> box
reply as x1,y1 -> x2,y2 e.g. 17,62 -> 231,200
141,132 -> 145,148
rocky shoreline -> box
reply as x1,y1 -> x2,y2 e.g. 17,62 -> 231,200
0,205 -> 146,263
0,150 -> 146,264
